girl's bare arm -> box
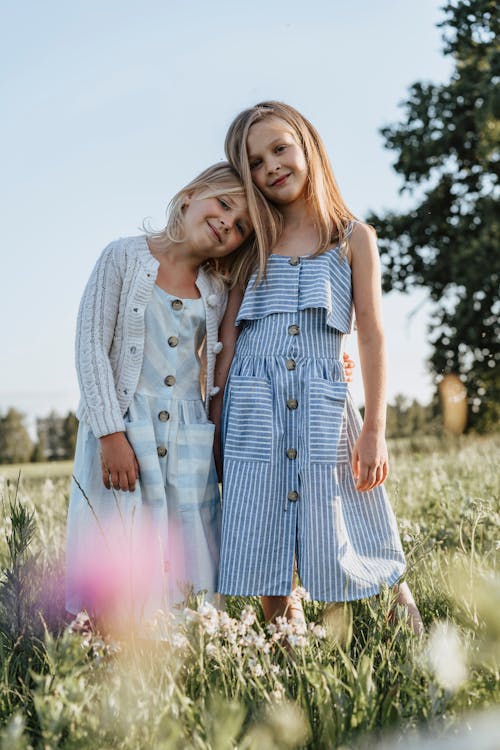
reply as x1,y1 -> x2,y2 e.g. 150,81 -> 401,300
350,223 -> 389,492
209,285 -> 244,480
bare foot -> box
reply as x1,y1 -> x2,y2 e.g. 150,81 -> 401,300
391,581 -> 425,636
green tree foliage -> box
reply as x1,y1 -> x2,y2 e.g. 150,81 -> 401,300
61,411 -> 78,459
369,0 -> 499,431
386,394 -> 439,438
0,409 -> 33,464
36,410 -> 79,461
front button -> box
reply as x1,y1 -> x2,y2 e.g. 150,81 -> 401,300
157,446 -> 167,458
130,346 -> 137,354
171,299 -> 183,311
286,448 -> 297,460
286,398 -> 298,410
287,490 -> 299,502
288,324 -> 300,336
164,375 -> 176,387
168,336 -> 179,347
285,358 -> 296,371
158,410 -> 170,422
288,256 -> 300,266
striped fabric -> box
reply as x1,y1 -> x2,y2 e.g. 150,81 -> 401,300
236,246 -> 355,334
66,286 -> 221,617
218,246 -> 406,602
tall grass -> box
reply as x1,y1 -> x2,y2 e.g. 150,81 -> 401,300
0,434 -> 498,749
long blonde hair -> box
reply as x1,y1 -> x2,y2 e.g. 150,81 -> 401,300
225,101 -> 358,284
147,162 -> 256,288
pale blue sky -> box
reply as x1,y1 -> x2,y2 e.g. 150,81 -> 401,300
1,0 -> 452,431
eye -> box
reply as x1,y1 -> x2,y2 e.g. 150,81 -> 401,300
275,145 -> 287,153
218,198 -> 230,210
249,159 -> 262,170
236,222 -> 247,236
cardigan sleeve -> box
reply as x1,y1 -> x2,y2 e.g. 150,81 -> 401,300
75,242 -> 127,438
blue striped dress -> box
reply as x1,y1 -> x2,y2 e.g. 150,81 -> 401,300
218,244 -> 406,602
66,285 -> 221,617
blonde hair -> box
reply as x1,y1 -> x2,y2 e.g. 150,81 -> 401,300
147,162 -> 256,288
225,101 -> 359,284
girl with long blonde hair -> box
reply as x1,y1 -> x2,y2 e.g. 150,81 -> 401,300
211,102 -> 423,634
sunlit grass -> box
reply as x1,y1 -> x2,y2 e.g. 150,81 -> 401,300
0,434 -> 498,749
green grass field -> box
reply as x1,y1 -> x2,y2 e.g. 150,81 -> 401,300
0,434 -> 499,749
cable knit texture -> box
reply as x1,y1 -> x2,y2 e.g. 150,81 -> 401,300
75,236 -> 228,438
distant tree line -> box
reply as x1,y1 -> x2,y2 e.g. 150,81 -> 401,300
0,408 -> 78,465
0,397 -> 448,465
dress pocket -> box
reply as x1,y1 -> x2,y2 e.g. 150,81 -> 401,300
224,376 -> 273,462
308,379 -> 348,464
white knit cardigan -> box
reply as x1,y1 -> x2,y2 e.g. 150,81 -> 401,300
75,236 -> 228,438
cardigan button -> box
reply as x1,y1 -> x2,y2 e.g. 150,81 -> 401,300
210,386 -> 220,396
158,410 -> 170,422
164,375 -> 176,387
157,446 -> 167,458
213,341 -> 223,354
171,299 -> 183,311
207,294 -> 218,307
168,336 -> 179,347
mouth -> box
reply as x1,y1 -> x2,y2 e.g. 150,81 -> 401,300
207,222 -> 221,242
270,173 -> 291,188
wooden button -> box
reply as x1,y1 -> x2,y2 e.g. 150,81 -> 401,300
287,490 -> 299,502
286,398 -> 298,410
157,446 -> 167,458
286,448 -> 297,459
288,324 -> 300,336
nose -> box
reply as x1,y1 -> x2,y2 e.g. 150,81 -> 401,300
219,215 -> 233,233
266,157 -> 280,174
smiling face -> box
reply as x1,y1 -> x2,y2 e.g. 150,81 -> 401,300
246,116 -> 309,206
182,191 -> 252,259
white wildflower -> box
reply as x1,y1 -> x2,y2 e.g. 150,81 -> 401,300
308,623 -> 327,639
287,634 -> 307,648
240,605 -> 257,627
171,632 -> 189,651
198,602 -> 218,618
426,620 -> 468,691
250,660 -> 264,677
205,642 -> 218,656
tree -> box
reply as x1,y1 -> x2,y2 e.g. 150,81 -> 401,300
0,408 -> 33,464
368,0 -> 499,431
61,411 -> 78,459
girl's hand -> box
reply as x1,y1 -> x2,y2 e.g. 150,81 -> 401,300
343,352 -> 355,383
99,432 -> 140,492
351,428 -> 388,492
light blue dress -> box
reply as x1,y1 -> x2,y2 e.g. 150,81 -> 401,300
218,242 -> 406,602
66,285 -> 220,617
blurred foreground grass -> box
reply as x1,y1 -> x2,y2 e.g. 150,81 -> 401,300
0,434 -> 498,749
